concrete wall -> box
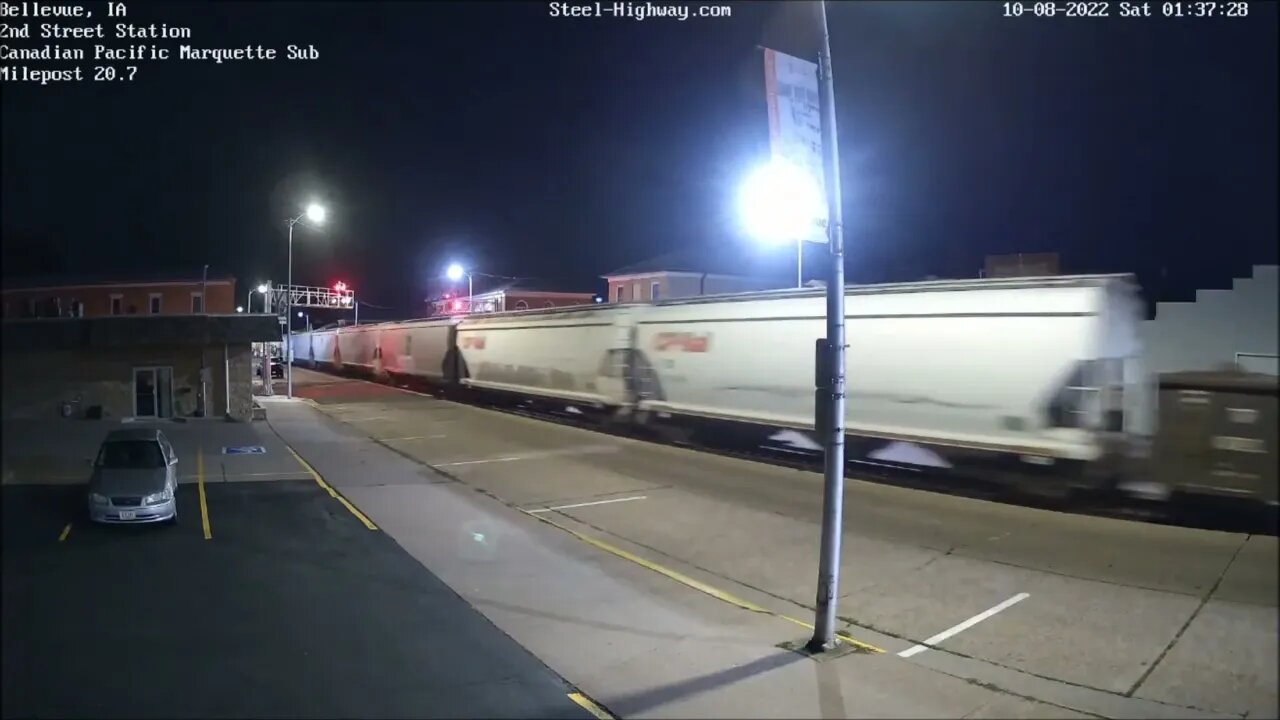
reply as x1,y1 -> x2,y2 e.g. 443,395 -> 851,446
1,343 -> 257,422
1141,265 -> 1278,375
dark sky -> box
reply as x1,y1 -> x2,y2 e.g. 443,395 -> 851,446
2,1 -> 1276,317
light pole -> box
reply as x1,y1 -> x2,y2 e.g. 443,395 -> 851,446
286,203 -> 326,398
810,0 -> 847,653
740,0 -> 846,653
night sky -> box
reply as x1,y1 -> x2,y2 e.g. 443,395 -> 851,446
2,1 -> 1275,318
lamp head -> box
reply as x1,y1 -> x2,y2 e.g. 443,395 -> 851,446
305,203 -> 326,225
738,158 -> 823,244
445,263 -> 466,282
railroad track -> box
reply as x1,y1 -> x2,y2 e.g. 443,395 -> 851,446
326,368 -> 1275,535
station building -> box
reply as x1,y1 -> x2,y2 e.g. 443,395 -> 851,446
1,313 -> 280,423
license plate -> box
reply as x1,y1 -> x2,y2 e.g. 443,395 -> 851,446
118,510 -> 136,520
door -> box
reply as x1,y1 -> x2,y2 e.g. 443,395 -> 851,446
155,367 -> 173,418
133,367 -> 174,418
134,368 -> 157,417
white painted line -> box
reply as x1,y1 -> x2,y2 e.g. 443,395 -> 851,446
342,415 -> 389,423
436,445 -> 619,467
179,471 -> 311,481
898,592 -> 1030,658
381,434 -> 448,442
528,496 -> 647,513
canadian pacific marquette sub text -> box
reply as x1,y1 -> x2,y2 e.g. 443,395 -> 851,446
1,43 -> 283,62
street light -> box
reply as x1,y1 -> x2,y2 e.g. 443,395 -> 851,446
236,306 -> 244,313
739,157 -> 824,288
248,282 -> 270,314
286,202 -> 326,398
445,263 -> 472,312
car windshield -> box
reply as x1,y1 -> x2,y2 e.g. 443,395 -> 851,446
98,440 -> 166,469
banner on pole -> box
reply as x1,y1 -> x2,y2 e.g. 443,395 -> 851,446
763,47 -> 827,243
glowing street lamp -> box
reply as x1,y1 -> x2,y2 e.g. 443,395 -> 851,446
248,282 -> 271,314
445,263 -> 472,311
739,157 -> 824,288
285,202 -> 326,398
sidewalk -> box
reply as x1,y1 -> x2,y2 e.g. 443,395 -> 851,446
263,398 -> 1233,719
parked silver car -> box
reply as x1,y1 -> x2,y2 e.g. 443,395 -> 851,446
87,428 -> 179,524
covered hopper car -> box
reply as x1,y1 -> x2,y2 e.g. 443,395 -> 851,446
292,274 -> 1239,502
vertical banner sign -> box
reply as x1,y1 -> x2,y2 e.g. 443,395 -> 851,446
763,47 -> 827,243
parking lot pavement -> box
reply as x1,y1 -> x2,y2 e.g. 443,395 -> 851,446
280,368 -> 1276,719
1,417 -> 312,488
1,480 -> 599,719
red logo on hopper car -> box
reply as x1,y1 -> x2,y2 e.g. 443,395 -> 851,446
653,332 -> 711,353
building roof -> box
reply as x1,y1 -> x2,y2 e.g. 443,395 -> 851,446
1,270 -> 236,292
442,277 -> 596,298
603,241 -> 794,281
1,314 -> 280,348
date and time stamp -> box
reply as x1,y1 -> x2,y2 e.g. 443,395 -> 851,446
1001,1 -> 1251,17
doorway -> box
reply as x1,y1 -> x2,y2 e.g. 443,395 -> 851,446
133,367 -> 174,418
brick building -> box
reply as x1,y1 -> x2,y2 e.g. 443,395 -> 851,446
1,315 -> 279,422
603,247 -> 785,302
1,272 -> 237,319
429,278 -> 596,316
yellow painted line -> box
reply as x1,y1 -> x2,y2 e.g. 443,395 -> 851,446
567,692 -> 614,720
58,523 -> 72,542
519,509 -> 884,654
197,448 -> 212,540
285,446 -> 379,531
298,370 -> 880,652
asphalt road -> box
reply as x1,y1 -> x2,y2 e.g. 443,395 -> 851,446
287,367 -> 1278,719
1,479 -> 598,719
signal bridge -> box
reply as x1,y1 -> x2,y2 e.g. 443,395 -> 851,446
267,284 -> 355,314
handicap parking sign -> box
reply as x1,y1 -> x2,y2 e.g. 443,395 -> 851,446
222,446 -> 266,455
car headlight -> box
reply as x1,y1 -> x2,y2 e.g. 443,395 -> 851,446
143,488 -> 173,505
89,493 -> 109,504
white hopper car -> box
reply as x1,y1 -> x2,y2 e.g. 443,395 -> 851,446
292,274 -> 1156,495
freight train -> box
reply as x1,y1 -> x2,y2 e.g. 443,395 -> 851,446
290,274 -> 1278,507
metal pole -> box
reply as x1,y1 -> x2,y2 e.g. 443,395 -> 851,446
354,300 -> 359,326
809,0 -> 847,654
797,240 -> 804,288
246,289 -> 252,313
468,273 -> 473,313
286,221 -> 294,398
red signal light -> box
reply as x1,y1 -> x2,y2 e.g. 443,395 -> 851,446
334,281 -> 348,293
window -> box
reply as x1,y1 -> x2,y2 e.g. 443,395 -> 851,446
544,301 -> 555,308
98,440 -> 166,469
514,300 -> 529,310
149,294 -> 162,314
191,293 -> 204,313
70,300 -> 83,318
650,281 -> 660,300
110,295 -> 123,316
